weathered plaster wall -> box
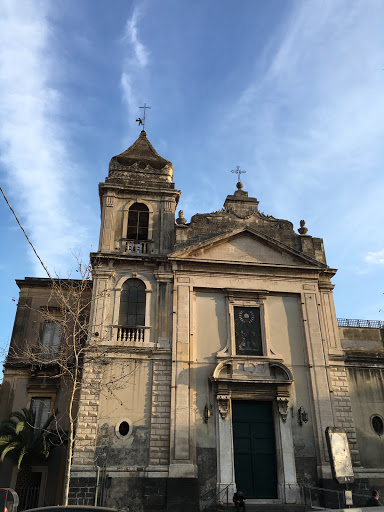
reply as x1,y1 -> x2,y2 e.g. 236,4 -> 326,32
267,295 -> 317,484
194,291 -> 227,499
0,377 -> 13,421
347,367 -> 384,468
194,291 -> 226,438
6,375 -> 29,412
96,358 -> 152,467
340,326 -> 384,349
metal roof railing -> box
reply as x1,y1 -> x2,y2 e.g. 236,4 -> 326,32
337,318 -> 384,329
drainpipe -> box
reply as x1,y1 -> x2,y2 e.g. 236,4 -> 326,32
94,466 -> 101,506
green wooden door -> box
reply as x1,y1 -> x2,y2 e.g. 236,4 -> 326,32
232,401 -> 278,499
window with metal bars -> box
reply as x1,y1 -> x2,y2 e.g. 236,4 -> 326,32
127,203 -> 149,241
30,397 -> 51,430
119,278 -> 146,326
41,321 -> 61,356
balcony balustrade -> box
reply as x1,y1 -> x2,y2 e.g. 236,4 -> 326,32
337,318 -> 384,329
122,239 -> 150,255
117,326 -> 146,343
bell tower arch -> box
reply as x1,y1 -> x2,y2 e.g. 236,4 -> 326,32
98,129 -> 181,256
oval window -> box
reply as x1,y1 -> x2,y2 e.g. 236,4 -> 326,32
118,421 -> 130,437
371,415 -> 384,436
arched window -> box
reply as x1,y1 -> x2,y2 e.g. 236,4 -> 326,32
119,278 -> 146,326
127,203 -> 149,241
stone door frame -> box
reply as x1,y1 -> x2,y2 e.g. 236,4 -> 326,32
212,359 -> 300,504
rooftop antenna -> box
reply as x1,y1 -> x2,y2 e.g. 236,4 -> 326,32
231,165 -> 246,184
136,103 -> 151,130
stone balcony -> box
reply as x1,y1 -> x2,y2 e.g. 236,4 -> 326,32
116,325 -> 149,344
121,239 -> 152,255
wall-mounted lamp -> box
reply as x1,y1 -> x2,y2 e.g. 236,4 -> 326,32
204,403 -> 211,423
298,406 -> 309,426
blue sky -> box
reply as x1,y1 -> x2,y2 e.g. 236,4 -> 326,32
1,0 -> 384,357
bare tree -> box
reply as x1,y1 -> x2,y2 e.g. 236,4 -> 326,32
1,187 -> 141,506
6,263 -> 94,504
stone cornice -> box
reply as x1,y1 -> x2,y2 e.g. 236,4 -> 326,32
99,181 -> 181,199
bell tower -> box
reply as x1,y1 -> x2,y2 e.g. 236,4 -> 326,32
98,130 -> 181,256
70,129 -> 182,506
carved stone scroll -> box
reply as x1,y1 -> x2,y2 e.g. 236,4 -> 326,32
277,397 -> 289,422
217,394 -> 230,419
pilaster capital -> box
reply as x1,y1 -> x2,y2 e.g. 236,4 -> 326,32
318,280 -> 335,291
154,272 -> 173,282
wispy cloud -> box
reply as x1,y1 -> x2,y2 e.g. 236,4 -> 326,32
0,2 -> 87,275
122,9 -> 149,69
366,250 -> 384,265
120,7 -> 150,129
120,72 -> 137,121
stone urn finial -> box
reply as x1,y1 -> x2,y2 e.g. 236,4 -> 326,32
176,210 -> 187,225
298,219 -> 308,235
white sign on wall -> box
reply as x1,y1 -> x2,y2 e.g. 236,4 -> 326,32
326,427 -> 354,484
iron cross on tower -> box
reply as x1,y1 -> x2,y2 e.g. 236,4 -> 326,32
231,165 -> 246,184
136,103 -> 151,130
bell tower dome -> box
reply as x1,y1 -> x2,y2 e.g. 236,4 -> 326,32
98,130 -> 181,256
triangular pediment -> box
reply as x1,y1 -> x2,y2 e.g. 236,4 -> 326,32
169,228 -> 325,268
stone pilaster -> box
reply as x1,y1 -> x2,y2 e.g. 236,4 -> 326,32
71,359 -> 102,466
98,195 -> 116,253
301,288 -> 335,479
149,359 -> 172,466
169,283 -> 197,477
329,365 -> 360,466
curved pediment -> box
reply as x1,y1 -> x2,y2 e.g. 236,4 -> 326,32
212,358 -> 293,384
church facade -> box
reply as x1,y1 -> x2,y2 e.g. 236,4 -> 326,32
2,130 -> 384,511
67,130 -> 380,509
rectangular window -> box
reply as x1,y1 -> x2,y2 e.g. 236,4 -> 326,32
41,321 -> 61,357
30,397 -> 51,430
234,306 -> 263,356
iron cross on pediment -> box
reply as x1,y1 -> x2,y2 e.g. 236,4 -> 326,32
231,166 -> 246,183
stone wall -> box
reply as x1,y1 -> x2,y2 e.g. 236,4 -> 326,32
347,367 -> 384,468
68,476 -> 97,506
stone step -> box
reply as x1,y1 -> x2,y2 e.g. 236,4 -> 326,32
215,505 -> 310,512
